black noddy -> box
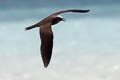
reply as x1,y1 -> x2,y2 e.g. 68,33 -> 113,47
25,9 -> 90,68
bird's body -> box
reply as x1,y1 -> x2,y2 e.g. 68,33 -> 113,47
25,9 -> 90,68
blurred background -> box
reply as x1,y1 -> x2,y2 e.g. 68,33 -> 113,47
0,0 -> 120,80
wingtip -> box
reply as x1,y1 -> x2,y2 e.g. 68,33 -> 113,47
84,9 -> 90,13
44,63 -> 49,68
25,28 -> 28,31
71,9 -> 90,13
25,27 -> 31,30
87,10 -> 90,12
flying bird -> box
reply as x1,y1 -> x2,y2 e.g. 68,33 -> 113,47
25,9 -> 90,68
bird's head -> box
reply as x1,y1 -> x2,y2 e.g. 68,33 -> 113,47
57,15 -> 66,22
51,15 -> 66,25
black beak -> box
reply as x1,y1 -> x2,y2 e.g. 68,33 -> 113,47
62,18 -> 66,22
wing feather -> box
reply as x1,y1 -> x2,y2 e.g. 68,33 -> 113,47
40,23 -> 53,68
52,9 -> 90,15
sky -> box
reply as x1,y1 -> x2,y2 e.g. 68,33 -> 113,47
0,0 -> 120,80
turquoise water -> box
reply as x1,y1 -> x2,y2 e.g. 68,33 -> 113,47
0,5 -> 120,80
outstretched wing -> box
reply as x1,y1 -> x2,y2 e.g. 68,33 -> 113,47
40,23 -> 53,68
52,9 -> 90,15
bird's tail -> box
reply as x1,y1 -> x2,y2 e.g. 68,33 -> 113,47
25,25 -> 37,30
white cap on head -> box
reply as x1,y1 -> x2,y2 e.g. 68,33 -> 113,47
57,15 -> 63,18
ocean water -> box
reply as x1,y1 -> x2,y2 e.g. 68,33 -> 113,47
0,13 -> 120,80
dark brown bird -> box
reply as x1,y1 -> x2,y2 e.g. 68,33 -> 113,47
25,9 -> 90,68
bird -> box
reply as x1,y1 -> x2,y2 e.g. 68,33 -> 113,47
25,9 -> 90,68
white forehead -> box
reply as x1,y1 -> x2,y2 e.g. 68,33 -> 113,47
57,15 -> 63,18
